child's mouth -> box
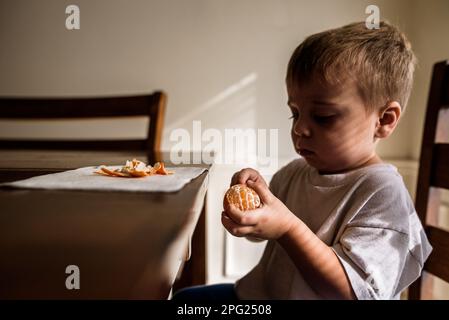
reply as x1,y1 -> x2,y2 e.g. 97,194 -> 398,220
298,148 -> 314,157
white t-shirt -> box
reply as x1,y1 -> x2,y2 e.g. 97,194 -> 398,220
235,158 -> 432,300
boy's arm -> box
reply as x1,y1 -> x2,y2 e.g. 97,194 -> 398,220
278,218 -> 356,300
222,178 -> 356,300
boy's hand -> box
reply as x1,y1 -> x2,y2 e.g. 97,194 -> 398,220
222,177 -> 298,240
230,168 -> 265,187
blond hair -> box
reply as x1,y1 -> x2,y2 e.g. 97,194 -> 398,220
286,21 -> 416,111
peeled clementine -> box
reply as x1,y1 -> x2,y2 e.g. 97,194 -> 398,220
223,184 -> 261,211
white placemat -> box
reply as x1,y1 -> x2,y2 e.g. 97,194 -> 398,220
2,166 -> 208,193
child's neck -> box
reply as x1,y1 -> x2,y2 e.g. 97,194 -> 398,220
318,154 -> 382,175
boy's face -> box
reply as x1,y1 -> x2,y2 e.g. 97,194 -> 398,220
287,77 -> 379,174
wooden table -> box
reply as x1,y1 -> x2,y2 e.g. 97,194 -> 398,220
0,150 -> 210,299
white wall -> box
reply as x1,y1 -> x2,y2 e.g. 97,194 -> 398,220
0,0 -> 422,160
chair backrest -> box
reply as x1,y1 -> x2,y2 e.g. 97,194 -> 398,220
408,61 -> 449,299
0,91 -> 166,153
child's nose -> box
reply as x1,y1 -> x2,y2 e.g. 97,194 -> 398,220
293,116 -> 311,137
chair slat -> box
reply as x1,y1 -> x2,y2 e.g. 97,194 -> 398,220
0,139 -> 146,150
424,226 -> 449,283
0,94 -> 160,118
430,144 -> 449,189
443,61 -> 449,107
0,91 -> 166,152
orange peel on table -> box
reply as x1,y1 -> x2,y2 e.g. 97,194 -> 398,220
94,159 -> 175,178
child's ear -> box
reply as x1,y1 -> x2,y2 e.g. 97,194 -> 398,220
374,101 -> 402,139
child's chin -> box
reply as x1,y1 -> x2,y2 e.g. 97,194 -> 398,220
299,152 -> 317,163
300,155 -> 332,173
300,155 -> 320,168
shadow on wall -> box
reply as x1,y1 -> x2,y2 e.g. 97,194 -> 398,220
164,73 -> 259,154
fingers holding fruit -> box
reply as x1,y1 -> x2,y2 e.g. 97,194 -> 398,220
222,201 -> 260,226
221,213 -> 258,238
230,168 -> 266,187
222,182 -> 298,240
246,179 -> 274,205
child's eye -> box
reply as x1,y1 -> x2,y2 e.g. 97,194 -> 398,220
288,113 -> 299,120
313,115 -> 336,124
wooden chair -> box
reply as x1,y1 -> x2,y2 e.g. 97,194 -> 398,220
0,91 -> 166,155
408,60 -> 449,299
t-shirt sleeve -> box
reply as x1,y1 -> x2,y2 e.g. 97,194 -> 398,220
268,164 -> 285,198
268,158 -> 304,200
331,178 -> 432,300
